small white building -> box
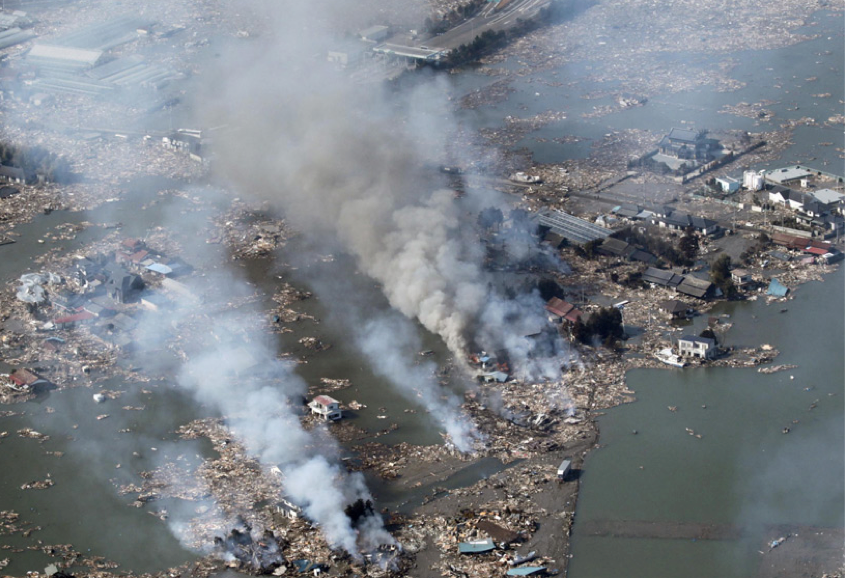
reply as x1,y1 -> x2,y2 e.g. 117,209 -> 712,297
715,176 -> 740,194
731,268 -> 752,288
678,335 -> 716,359
309,395 -> 342,421
276,497 -> 303,519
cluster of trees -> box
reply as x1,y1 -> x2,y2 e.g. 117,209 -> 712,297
572,307 -> 624,347
678,228 -> 700,263
447,29 -> 508,66
0,142 -> 73,184
709,253 -> 738,299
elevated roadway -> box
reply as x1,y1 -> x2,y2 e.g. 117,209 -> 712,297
375,0 -> 551,62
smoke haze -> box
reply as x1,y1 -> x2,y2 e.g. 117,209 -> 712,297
202,1 -> 573,389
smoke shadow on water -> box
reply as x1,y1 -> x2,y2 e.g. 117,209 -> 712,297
0,383 -> 211,576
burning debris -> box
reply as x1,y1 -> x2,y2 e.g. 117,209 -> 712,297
212,522 -> 285,574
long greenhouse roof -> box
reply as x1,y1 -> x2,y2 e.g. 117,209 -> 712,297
538,210 -> 612,244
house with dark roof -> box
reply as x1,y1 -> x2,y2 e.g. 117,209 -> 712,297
0,165 -> 25,184
652,211 -> 720,235
629,249 -> 658,265
598,237 -> 657,265
769,187 -> 817,213
598,237 -> 634,258
641,267 -> 684,288
676,274 -> 716,299
611,203 -> 657,221
658,299 -> 693,319
541,230 -> 566,249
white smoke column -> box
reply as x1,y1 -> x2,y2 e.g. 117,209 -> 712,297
201,1 -> 577,386
175,308 -> 392,556
357,312 -> 477,451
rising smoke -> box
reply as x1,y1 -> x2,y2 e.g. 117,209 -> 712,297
129,226 -> 393,556
201,1 -> 574,393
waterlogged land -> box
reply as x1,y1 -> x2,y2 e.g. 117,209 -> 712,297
0,0 -> 842,577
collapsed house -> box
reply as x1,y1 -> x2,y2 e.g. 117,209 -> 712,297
4,368 -> 47,392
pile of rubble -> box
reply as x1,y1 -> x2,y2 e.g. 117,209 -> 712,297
460,78 -> 516,109
210,203 -> 290,260
719,101 -> 776,122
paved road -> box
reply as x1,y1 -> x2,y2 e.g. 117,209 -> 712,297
425,0 -> 551,51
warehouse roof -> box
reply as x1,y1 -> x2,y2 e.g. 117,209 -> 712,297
765,166 -> 812,184
0,27 -> 34,50
538,210 -> 612,244
813,188 -> 845,205
29,43 -> 103,65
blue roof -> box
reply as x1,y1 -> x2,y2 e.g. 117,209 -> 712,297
459,538 -> 495,553
507,566 -> 547,576
146,263 -> 173,275
767,278 -> 789,297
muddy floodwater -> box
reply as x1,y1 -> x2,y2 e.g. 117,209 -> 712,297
452,9 -> 844,170
0,7 -> 842,578
0,176 -> 469,576
568,265 -> 844,576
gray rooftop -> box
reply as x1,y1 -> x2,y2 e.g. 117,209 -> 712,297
49,15 -> 152,51
538,210 -> 612,245
0,27 -> 34,50
642,267 -> 684,287
29,44 -> 103,66
813,188 -> 845,205
766,166 -> 812,184
666,128 -> 700,143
